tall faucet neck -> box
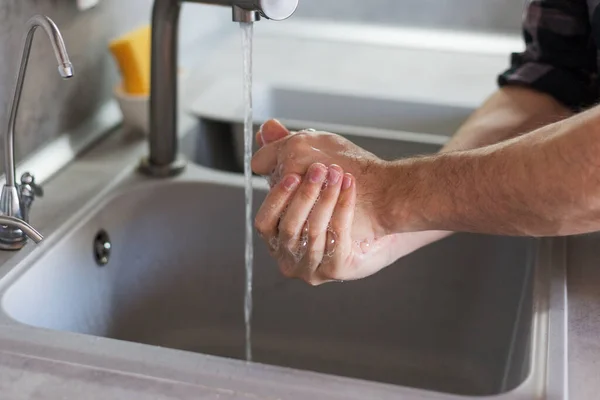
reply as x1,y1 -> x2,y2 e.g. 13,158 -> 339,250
143,0 -> 183,175
5,15 -> 73,188
140,0 -> 298,177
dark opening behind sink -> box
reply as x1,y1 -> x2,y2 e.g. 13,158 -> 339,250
181,119 -> 446,174
186,84 -> 468,173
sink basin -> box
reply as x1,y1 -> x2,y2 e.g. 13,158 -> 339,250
3,171 -> 538,396
0,108 -> 565,399
187,80 -> 470,171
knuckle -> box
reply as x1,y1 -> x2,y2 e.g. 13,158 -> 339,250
286,135 -> 311,155
320,185 -> 337,199
298,186 -> 318,203
254,215 -> 266,232
255,219 -> 274,238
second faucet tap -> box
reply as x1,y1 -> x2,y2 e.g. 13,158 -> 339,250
0,15 -> 74,250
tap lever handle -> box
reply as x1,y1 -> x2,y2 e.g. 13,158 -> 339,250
20,172 -> 43,197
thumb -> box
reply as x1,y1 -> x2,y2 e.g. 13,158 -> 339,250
259,119 -> 290,146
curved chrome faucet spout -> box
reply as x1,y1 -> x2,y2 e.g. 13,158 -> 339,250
0,216 -> 43,243
0,15 -> 73,250
5,15 -> 74,188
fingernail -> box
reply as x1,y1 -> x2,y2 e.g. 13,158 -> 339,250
309,164 -> 327,183
283,175 -> 300,190
342,174 -> 353,190
327,166 -> 342,186
259,122 -> 267,134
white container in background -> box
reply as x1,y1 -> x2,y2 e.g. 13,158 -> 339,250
114,85 -> 149,136
77,0 -> 100,11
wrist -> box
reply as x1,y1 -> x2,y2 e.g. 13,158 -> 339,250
374,158 -> 433,235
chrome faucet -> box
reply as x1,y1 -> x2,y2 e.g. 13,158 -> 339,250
0,15 -> 74,250
139,0 -> 299,177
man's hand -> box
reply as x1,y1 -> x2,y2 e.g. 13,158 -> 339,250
252,120 -> 404,284
251,85 -> 573,285
252,120 -> 390,236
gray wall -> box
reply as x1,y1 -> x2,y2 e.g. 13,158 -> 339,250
0,0 -> 227,167
294,0 -> 526,34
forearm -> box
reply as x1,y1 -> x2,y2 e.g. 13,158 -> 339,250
442,86 -> 572,151
390,86 -> 571,248
386,104 -> 600,237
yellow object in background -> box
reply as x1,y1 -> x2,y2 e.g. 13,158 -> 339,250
109,25 -> 151,96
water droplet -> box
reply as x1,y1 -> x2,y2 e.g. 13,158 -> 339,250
355,239 -> 371,254
290,222 -> 310,263
291,240 -> 308,264
269,237 -> 280,252
325,229 -> 338,258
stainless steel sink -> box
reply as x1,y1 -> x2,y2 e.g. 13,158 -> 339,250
0,100 -> 566,399
0,166 -> 552,397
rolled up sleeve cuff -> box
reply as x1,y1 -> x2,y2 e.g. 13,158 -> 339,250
498,61 -> 597,112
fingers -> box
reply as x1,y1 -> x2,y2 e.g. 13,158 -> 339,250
252,141 -> 280,176
255,161 -> 357,286
331,174 -> 357,233
278,163 -> 328,259
252,120 -> 290,175
260,119 -> 290,144
253,121 -> 319,177
255,174 -> 301,249
255,119 -> 289,149
303,165 -> 344,274
316,173 -> 357,281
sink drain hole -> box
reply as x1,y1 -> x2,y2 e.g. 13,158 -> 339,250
94,229 -> 111,266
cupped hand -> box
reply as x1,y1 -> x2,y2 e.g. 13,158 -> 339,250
252,120 -> 410,285
252,120 -> 391,235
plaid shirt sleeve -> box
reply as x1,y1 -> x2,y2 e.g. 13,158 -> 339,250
498,0 -> 598,111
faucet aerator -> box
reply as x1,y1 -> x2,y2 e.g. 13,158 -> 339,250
257,0 -> 299,21
59,63 -> 74,78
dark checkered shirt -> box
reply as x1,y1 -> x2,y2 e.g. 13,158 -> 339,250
499,0 -> 600,110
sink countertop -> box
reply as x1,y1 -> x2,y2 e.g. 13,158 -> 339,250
0,22 -> 595,399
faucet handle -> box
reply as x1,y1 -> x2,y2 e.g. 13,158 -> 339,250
20,172 -> 43,197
